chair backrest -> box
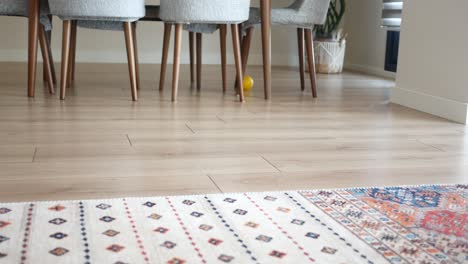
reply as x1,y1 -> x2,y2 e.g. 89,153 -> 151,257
48,0 -> 145,22
289,0 -> 331,25
160,0 -> 251,24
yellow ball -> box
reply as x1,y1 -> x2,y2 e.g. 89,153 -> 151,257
243,75 -> 254,91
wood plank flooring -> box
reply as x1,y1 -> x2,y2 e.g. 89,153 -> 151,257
0,62 -> 466,202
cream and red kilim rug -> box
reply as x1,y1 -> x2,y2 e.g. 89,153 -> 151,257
0,184 -> 466,264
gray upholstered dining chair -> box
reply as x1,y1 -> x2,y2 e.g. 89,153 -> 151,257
160,0 -> 251,102
48,0 -> 145,101
0,0 -> 55,94
242,0 -> 331,97
159,24 -> 229,93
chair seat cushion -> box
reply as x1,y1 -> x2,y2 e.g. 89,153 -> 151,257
49,0 -> 145,22
160,0 -> 250,24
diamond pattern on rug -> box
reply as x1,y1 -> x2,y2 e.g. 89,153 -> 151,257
0,236 -> 8,244
49,232 -> 68,240
49,218 -> 67,225
106,244 -> 125,253
0,184 -> 465,263
49,247 -> 69,256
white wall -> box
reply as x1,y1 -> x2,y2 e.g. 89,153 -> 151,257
392,0 -> 468,124
0,0 -> 305,66
343,0 -> 394,78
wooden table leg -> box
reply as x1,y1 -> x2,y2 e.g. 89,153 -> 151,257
28,0 -> 40,97
260,0 -> 271,100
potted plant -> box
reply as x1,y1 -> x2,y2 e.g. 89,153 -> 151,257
313,0 -> 347,74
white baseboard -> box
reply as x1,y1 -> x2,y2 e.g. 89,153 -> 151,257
391,86 -> 468,124
344,63 -> 396,79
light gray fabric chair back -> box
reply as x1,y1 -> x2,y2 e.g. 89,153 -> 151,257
289,0 -> 331,25
0,0 -> 51,30
160,0 -> 250,24
48,0 -> 145,21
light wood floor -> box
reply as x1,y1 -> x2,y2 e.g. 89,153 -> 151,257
0,62 -> 466,202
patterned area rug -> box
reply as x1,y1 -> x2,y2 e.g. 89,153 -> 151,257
0,184 -> 466,264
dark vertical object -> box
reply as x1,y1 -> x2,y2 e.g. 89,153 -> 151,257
385,31 -> 400,73
67,20 -> 77,88
28,0 -> 40,97
189,32 -> 195,83
304,29 -> 317,98
219,25 -> 227,92
297,28 -> 305,91
196,33 -> 202,90
159,23 -> 172,91
38,25 -> 55,94
260,0 -> 271,99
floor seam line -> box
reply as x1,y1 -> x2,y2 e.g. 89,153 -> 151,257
207,174 -> 224,193
415,139 -> 445,152
126,134 -> 133,146
260,155 -> 282,172
185,124 -> 196,134
32,147 -> 38,162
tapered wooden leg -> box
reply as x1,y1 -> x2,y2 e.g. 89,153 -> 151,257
260,0 -> 271,100
38,26 -> 54,94
235,26 -> 254,90
124,22 -> 138,101
159,23 -> 172,91
231,24 -> 245,102
43,16 -> 52,82
67,20 -> 77,88
196,33 -> 202,90
305,29 -> 317,98
297,28 -> 305,91
60,21 -> 72,100
172,24 -> 183,102
132,22 -> 140,90
46,16 -> 57,85
28,0 -> 40,97
219,25 -> 227,93
189,32 -> 195,83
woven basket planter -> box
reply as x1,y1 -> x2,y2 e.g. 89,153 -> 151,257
313,40 -> 346,74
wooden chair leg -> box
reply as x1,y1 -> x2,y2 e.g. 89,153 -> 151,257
132,22 -> 140,90
297,28 -> 305,91
60,21 -> 72,100
196,33 -> 202,90
189,32 -> 195,83
304,29 -> 317,98
123,22 -> 138,101
67,20 -> 77,88
235,26 -> 254,90
43,15 -> 54,83
219,25 -> 227,93
159,23 -> 172,92
38,26 -> 54,94
231,24 -> 245,102
172,24 -> 183,102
